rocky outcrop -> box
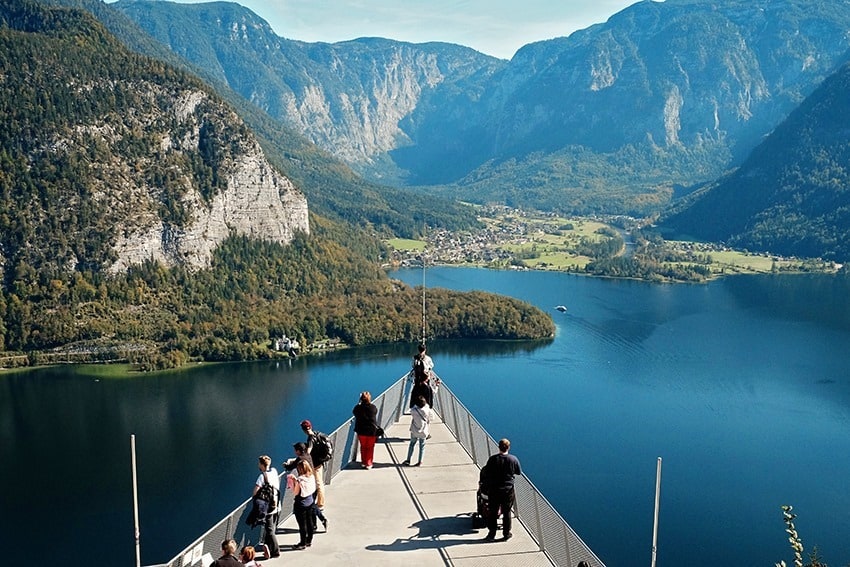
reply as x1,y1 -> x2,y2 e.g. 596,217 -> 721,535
104,88 -> 309,273
5,20 -> 309,276
113,1 -> 505,179
110,141 -> 309,273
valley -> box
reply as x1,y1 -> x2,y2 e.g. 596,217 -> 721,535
388,207 -> 839,282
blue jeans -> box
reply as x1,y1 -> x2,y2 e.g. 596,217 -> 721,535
406,436 -> 426,463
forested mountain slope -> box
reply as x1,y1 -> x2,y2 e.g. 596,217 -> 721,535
659,60 -> 850,263
38,0 -> 480,238
0,0 -> 553,368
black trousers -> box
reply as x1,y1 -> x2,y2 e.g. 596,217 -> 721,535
262,511 -> 279,555
294,504 -> 314,545
486,488 -> 514,536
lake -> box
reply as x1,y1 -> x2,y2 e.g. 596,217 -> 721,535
2,267 -> 849,567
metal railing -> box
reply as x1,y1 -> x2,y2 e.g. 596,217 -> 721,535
150,372 -> 605,567
433,376 -> 606,567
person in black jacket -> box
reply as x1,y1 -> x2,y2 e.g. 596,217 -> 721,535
352,391 -> 379,469
480,438 -> 522,542
210,539 -> 244,566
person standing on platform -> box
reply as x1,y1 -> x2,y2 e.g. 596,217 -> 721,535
410,343 -> 440,409
481,438 -> 522,542
289,459 -> 317,550
403,395 -> 434,466
283,441 -> 328,532
253,455 -> 281,558
300,420 -> 331,510
352,391 -> 379,469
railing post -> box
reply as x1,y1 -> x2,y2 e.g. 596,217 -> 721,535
396,373 -> 408,421
466,411 -> 477,464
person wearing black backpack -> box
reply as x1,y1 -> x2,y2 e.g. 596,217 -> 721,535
301,420 -> 331,510
252,455 -> 280,558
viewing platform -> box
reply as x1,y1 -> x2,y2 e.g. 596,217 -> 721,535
154,375 -> 605,567
268,414 -> 554,565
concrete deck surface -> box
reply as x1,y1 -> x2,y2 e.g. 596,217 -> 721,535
262,414 -> 554,566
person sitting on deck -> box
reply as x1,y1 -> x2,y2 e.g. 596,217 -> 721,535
239,545 -> 260,567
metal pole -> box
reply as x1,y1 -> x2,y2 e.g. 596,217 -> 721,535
131,434 -> 141,567
421,247 -> 426,345
651,457 -> 662,567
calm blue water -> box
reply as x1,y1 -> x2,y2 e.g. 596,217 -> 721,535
2,268 -> 849,567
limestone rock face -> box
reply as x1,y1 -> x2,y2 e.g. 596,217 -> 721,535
109,142 -> 309,272
55,81 -> 309,274
105,87 -> 309,273
0,1 -> 310,283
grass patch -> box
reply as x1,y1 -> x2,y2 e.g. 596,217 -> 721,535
387,238 -> 426,251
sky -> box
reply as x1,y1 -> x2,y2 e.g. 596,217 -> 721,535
132,0 -> 644,60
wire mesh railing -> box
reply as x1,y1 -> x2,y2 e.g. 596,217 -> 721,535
433,375 -> 607,567
150,371 -> 605,567
149,375 -> 410,567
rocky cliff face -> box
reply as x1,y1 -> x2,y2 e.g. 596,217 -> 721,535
109,133 -> 309,273
0,6 -> 309,276
473,0 -> 849,159
113,0 -> 506,181
107,88 -> 309,272
115,0 -> 850,203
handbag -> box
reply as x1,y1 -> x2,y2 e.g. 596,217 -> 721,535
376,426 -> 385,438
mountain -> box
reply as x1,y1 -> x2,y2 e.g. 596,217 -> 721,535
112,0 -> 506,184
0,0 -> 308,279
0,0 -> 553,364
113,0 -> 850,215
658,60 -> 850,263
38,0 -> 480,239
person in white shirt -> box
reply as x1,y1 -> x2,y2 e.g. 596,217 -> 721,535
253,455 -> 281,558
289,460 -> 317,550
403,395 -> 435,466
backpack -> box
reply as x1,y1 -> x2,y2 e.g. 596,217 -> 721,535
310,432 -> 333,465
256,471 -> 276,504
412,354 -> 428,382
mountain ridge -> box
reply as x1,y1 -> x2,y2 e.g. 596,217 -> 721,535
659,59 -> 850,262
113,0 -> 850,215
